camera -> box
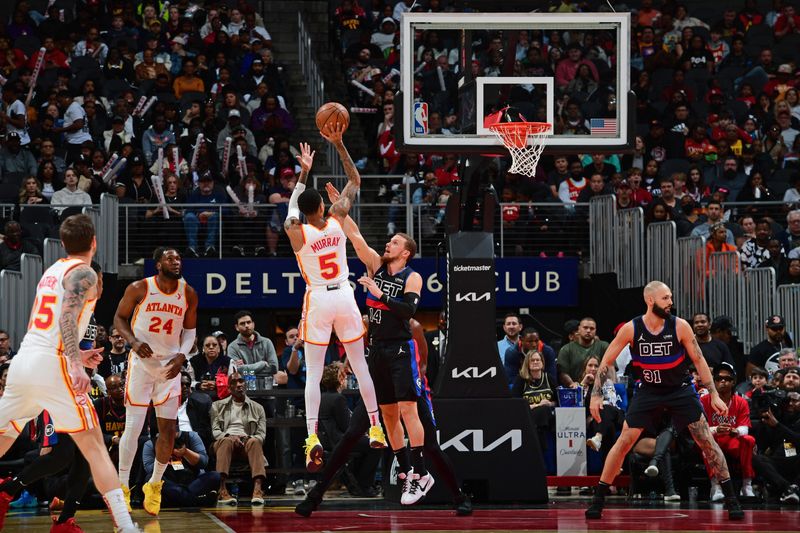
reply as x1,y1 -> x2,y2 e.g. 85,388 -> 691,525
752,387 -> 788,414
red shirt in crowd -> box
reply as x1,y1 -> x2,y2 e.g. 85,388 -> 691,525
701,393 -> 751,430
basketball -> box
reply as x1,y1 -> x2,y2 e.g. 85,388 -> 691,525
315,102 -> 349,133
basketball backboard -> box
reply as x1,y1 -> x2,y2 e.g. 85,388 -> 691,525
395,12 -> 633,155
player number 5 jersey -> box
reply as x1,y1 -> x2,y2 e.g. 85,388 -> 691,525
295,217 -> 350,287
20,258 -> 97,356
131,277 -> 188,360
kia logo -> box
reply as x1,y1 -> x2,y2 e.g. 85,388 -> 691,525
452,367 -> 497,379
455,292 -> 491,302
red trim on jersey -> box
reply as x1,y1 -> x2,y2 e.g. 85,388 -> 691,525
632,354 -> 686,370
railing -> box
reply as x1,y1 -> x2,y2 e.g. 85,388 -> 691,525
646,221 -> 677,291
616,207 -> 645,289
20,253 -> 42,317
589,195 -> 616,275
739,267 -> 776,352
676,235 -> 706,319
298,12 -> 342,176
777,284 -> 800,350
44,238 -> 66,267
0,269 -> 23,348
707,251 -> 741,335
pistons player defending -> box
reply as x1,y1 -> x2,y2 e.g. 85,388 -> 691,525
0,214 -> 138,532
325,182 -> 432,504
585,281 -> 744,520
113,248 -> 198,515
284,126 -> 386,472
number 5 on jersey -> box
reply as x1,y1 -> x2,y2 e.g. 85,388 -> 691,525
29,295 -> 57,331
319,252 -> 339,280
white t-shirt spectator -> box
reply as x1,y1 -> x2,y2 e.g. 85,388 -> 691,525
7,99 -> 29,145
64,101 -> 92,146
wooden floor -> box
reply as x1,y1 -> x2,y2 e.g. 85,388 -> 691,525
6,495 -> 800,532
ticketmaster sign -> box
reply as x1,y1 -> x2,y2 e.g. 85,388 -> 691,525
144,257 -> 577,309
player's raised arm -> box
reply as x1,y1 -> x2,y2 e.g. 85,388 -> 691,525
321,122 -> 359,219
590,321 -> 632,423
113,280 -> 152,358
60,264 -> 98,392
324,182 -> 381,274
284,142 -> 315,233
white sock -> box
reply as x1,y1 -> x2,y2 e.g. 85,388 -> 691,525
368,410 -> 380,428
149,460 -> 168,484
303,343 -> 326,436
306,418 -> 318,436
343,341 -> 379,413
104,488 -> 134,530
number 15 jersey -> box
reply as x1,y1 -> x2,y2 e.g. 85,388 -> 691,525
296,217 -> 349,287
131,277 -> 187,361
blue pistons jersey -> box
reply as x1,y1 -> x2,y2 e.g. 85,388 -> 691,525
630,315 -> 690,388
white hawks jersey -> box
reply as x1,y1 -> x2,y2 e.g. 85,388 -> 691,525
21,258 -> 97,355
295,217 -> 350,287
130,276 -> 188,361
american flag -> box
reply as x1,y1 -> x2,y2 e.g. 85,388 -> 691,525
590,118 -> 617,135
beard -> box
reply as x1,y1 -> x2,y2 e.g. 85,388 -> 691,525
162,269 -> 182,280
652,302 -> 671,319
380,253 -> 391,265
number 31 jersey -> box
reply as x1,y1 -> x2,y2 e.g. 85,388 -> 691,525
296,217 -> 349,287
630,314 -> 690,389
131,277 -> 187,361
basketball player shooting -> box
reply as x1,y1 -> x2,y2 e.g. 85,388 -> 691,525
0,215 -> 139,532
324,181 -> 434,504
585,281 -> 743,521
113,247 -> 198,515
284,126 -> 386,473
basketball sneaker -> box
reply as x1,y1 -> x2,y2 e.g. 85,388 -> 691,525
10,489 -> 38,508
644,462 -> 659,477
401,472 -> 435,505
121,485 -> 132,512
295,488 -> 323,517
142,481 -> 164,516
50,517 -> 83,533
368,425 -> 387,448
725,496 -> 744,520
0,485 -> 14,530
586,433 -> 603,452
305,434 -> 324,473
454,492 -> 473,516
709,480 -> 724,502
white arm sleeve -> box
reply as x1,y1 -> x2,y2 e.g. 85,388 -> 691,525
735,425 -> 749,436
179,328 -> 196,356
287,182 -> 306,221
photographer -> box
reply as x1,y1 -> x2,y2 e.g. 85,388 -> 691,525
142,424 -> 220,507
751,371 -> 800,503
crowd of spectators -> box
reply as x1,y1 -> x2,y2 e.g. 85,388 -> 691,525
0,0 -> 302,264
500,310 -> 800,503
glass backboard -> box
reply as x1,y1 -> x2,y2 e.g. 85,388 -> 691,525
397,12 -> 632,154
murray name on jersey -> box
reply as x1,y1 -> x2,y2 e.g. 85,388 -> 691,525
309,235 -> 341,253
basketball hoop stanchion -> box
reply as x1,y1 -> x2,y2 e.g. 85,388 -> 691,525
488,121 -> 551,177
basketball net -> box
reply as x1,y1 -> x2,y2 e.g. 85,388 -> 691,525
488,122 -> 552,177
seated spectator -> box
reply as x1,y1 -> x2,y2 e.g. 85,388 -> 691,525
227,311 -> 279,378
0,331 -> 14,362
778,257 -> 800,285
123,155 -> 155,204
706,222 -> 739,274
143,424 -> 220,508
183,173 -> 227,258
557,160 -> 586,204
173,58 -> 205,99
93,374 -> 127,465
98,326 -> 129,378
747,315 -> 793,376
691,200 -> 735,245
178,371 -> 214,452
50,168 -> 91,214
556,317 -> 608,387
249,95 -> 295,143
774,4 -> 800,38
693,312 -> 735,368
216,111 -> 258,160
576,173 -> 611,202
17,177 -> 48,206
740,219 -> 773,269
581,356 -> 624,457
555,43 -> 598,88
0,132 -> 37,177
512,351 -> 557,452
780,209 -> 800,253
265,166 -> 297,256
505,328 -> 557,387
701,363 -> 756,500
142,115 -> 177,167
191,334 -> 233,402
0,221 -> 38,271
211,372 -> 267,506
73,25 -> 108,65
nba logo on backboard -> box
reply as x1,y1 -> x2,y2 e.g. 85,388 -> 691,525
413,102 -> 428,135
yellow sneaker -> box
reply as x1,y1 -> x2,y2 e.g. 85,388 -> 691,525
368,425 -> 387,449
304,434 -> 324,473
121,484 -> 132,513
142,480 -> 164,516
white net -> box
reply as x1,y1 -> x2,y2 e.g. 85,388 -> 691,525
489,122 -> 551,177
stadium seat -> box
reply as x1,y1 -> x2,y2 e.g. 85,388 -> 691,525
19,205 -> 55,226
0,182 -> 17,203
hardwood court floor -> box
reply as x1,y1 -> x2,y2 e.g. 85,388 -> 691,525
5,498 -> 800,532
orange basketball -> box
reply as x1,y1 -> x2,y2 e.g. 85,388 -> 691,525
315,102 -> 350,133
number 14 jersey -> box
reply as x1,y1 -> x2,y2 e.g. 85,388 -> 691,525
131,276 -> 187,360
296,217 -> 349,287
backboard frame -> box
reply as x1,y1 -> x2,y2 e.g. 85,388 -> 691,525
475,76 -> 555,135
395,12 -> 634,155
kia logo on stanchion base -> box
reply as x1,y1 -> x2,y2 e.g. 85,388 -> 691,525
452,366 -> 497,379
439,429 -> 522,452
454,291 -> 491,302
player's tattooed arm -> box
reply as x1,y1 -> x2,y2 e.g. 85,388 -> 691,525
591,364 -> 611,398
688,416 -> 730,481
59,265 -> 98,363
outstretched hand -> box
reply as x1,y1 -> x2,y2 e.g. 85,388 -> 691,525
320,122 -> 346,144
325,182 -> 341,204
296,142 -> 315,174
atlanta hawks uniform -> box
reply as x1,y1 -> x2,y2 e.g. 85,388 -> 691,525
0,258 -> 98,436
625,314 -> 704,432
125,276 -> 188,416
296,217 -> 364,345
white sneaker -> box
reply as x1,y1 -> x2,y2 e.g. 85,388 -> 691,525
399,469 -> 413,502
664,492 -> 681,502
293,479 -> 306,496
740,479 -> 755,498
401,472 -> 435,505
587,434 -> 603,452
710,481 -> 724,502
644,464 -> 659,477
